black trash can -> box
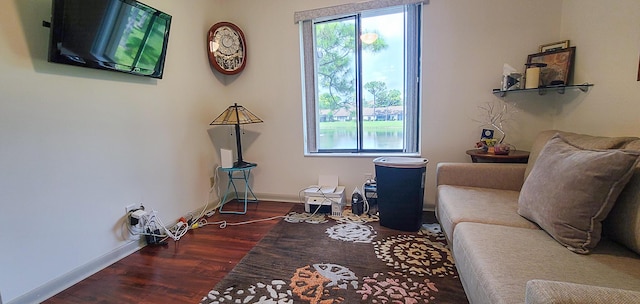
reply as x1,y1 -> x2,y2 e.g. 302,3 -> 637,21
373,157 -> 428,231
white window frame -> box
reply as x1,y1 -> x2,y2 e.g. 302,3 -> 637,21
297,0 -> 425,156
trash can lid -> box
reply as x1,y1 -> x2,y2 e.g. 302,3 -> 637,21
373,157 -> 428,168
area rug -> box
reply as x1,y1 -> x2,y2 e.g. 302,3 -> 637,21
200,206 -> 468,303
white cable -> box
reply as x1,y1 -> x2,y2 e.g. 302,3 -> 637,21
124,166 -> 226,243
361,182 -> 370,214
191,186 -> 329,230
194,215 -> 287,229
131,183 -> 343,239
191,165 -> 223,222
224,215 -> 286,226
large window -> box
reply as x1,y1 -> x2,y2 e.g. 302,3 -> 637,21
298,2 -> 422,155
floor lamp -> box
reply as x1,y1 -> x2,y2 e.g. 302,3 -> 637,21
210,103 -> 263,168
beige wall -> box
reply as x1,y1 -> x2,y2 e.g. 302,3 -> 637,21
218,0 -> 562,204
1,0 -> 638,302
0,0 -> 226,302
556,0 -> 640,135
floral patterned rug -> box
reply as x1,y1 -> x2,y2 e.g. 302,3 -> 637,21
200,206 -> 468,304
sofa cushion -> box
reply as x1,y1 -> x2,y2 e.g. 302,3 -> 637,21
604,137 -> 640,255
437,185 -> 538,243
604,170 -> 640,255
525,279 -> 640,304
518,134 -> 640,253
452,222 -> 640,304
524,130 -> 639,180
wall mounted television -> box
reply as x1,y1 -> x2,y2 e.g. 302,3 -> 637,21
46,0 -> 172,79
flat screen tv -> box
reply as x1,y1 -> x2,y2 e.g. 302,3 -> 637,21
46,0 -> 172,79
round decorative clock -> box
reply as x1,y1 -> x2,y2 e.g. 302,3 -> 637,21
207,22 -> 247,75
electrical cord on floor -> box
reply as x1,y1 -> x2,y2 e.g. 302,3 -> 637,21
361,182 -> 371,214
189,165 -> 224,222
126,165 -> 226,243
128,179 -> 336,242
157,165 -> 223,242
192,186 -> 329,229
194,215 -> 287,229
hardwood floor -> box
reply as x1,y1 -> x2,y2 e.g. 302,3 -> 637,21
44,200 -> 295,304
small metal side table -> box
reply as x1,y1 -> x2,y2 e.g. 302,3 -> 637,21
219,164 -> 258,214
465,149 -> 530,164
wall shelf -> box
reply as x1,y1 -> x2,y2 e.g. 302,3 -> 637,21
492,83 -> 594,97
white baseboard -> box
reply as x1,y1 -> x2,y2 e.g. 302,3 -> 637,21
254,192 -> 302,204
8,240 -> 144,304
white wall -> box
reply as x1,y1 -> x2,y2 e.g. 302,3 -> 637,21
556,0 -> 640,135
0,0 -> 227,302
217,0 -> 563,205
2,0 -> 638,303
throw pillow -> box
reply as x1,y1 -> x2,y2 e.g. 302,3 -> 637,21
518,134 -> 640,254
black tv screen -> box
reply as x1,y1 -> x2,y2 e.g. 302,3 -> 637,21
47,0 -> 171,79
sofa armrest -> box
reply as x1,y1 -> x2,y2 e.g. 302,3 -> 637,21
525,280 -> 640,304
436,162 -> 526,191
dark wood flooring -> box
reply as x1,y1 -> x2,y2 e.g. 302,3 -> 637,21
44,200 -> 296,304
44,201 -> 438,303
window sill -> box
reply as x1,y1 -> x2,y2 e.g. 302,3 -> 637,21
304,152 -> 421,158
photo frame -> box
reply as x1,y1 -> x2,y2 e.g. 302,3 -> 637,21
539,40 -> 570,52
527,47 -> 575,87
637,55 -> 640,81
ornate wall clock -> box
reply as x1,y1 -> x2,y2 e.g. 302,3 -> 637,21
207,22 -> 247,75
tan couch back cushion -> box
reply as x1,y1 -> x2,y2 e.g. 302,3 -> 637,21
604,138 -> 640,255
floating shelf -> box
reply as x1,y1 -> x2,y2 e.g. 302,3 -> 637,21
492,83 -> 594,97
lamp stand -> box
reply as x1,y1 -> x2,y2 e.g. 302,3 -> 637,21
233,121 -> 255,168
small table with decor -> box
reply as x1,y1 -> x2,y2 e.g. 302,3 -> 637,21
466,149 -> 530,164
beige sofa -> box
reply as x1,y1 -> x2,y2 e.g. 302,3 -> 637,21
436,130 -> 640,304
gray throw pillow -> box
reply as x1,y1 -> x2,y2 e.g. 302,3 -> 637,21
518,134 -> 640,254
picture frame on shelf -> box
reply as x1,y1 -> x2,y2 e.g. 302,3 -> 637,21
527,47 -> 575,87
539,40 -> 570,52
637,55 -> 640,81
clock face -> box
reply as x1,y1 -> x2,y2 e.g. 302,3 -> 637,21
207,22 -> 246,75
